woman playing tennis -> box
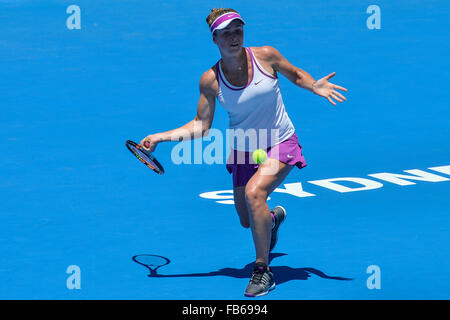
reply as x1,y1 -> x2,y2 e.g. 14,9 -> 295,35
141,8 -> 348,297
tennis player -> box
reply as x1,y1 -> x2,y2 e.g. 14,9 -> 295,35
141,8 -> 347,297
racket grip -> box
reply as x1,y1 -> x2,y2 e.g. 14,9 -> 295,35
143,140 -> 150,148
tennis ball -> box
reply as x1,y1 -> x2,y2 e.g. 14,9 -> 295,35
252,149 -> 267,164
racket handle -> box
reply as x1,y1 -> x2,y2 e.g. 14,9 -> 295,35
143,140 -> 150,148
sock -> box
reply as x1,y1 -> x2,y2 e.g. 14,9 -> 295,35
255,261 -> 269,272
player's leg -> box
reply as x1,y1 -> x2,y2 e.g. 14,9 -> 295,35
233,186 -> 250,228
243,158 -> 293,297
245,159 -> 294,266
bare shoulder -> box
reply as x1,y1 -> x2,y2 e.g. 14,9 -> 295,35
200,65 -> 219,96
249,46 -> 281,76
250,46 -> 282,63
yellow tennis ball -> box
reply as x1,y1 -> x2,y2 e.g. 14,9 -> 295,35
252,149 -> 267,164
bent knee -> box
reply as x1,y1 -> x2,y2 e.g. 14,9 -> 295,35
235,205 -> 250,229
244,186 -> 267,204
240,220 -> 250,229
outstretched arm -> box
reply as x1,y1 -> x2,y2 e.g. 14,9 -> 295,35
140,70 -> 216,151
263,46 -> 348,106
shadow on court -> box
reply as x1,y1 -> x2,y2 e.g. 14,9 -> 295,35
132,253 -> 353,286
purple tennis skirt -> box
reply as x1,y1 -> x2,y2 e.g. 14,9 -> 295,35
226,132 -> 307,187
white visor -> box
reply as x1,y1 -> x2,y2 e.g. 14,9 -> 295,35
210,12 -> 245,33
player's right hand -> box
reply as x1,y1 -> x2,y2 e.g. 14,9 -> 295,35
140,134 -> 160,152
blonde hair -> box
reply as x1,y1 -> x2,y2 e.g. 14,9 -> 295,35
206,8 -> 239,28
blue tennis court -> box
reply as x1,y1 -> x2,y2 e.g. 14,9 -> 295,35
1,0 -> 449,300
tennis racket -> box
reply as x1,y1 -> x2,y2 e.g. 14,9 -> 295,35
125,140 -> 165,175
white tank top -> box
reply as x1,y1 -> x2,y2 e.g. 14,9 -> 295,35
216,47 -> 295,151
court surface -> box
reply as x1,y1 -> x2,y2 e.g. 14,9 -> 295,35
1,0 -> 449,299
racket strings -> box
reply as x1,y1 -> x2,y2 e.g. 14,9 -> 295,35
131,146 -> 156,167
126,140 -> 164,174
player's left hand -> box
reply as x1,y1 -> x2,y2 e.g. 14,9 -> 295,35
312,72 -> 348,105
